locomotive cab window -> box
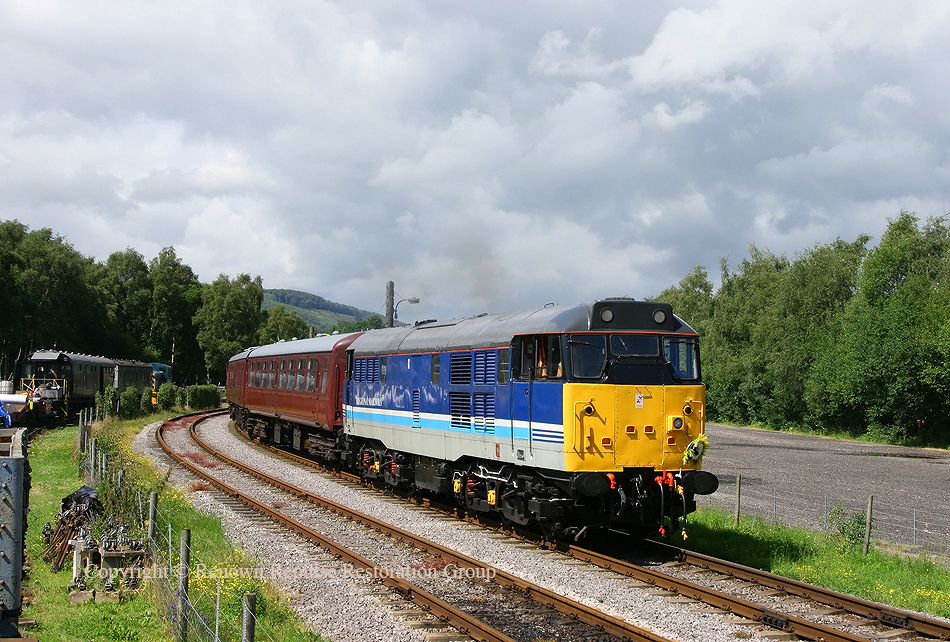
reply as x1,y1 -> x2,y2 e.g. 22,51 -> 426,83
664,337 -> 700,380
568,334 -> 607,380
515,335 -> 562,380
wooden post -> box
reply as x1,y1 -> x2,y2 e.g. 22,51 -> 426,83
176,529 -> 191,642
87,439 -> 97,485
242,592 -> 256,642
734,474 -> 741,527
147,492 -> 158,541
863,495 -> 873,557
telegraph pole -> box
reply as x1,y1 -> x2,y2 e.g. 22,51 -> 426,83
385,281 -> 395,328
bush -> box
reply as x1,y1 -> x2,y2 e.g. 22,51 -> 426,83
118,386 -> 140,419
139,388 -> 153,414
96,386 -> 118,418
176,386 -> 188,409
156,382 -> 179,410
186,385 -> 220,410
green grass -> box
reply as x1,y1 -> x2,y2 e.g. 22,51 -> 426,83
22,416 -> 328,642
681,506 -> 950,618
22,421 -> 168,642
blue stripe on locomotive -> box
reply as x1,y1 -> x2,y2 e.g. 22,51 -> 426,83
347,348 -> 565,444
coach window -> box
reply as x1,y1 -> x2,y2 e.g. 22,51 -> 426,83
248,367 -> 254,387
431,354 -> 440,385
297,359 -> 305,391
279,360 -> 288,389
306,359 -> 316,392
321,359 -> 329,393
380,357 -> 387,384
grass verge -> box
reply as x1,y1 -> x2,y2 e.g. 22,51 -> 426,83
682,506 -> 950,618
21,415 -> 327,642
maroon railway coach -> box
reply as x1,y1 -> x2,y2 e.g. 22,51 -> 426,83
226,332 -> 363,457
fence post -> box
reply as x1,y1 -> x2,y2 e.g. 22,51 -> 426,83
148,492 -> 158,541
863,495 -> 873,557
242,592 -> 256,642
176,528 -> 191,642
87,439 -> 97,485
734,474 -> 741,527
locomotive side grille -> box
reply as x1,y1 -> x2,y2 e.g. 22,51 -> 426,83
450,353 -> 472,385
412,390 -> 421,427
473,351 -> 497,385
450,392 -> 471,430
353,357 -> 381,382
473,392 -> 495,434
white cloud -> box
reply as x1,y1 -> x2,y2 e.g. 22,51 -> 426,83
1,0 -> 949,320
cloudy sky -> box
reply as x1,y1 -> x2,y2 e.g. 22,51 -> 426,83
2,1 -> 948,322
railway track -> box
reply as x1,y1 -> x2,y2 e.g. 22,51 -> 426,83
211,411 -> 950,642
158,411 -> 679,642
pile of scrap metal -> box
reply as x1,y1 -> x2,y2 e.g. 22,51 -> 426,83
42,485 -> 147,591
42,486 -> 100,573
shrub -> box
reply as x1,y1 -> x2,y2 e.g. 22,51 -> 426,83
118,386 -> 141,419
156,382 -> 179,410
139,389 -> 153,414
186,385 -> 220,410
96,386 -> 118,418
176,386 -> 188,409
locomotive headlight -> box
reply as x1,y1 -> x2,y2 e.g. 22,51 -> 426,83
653,309 -> 667,324
683,404 -> 692,416
672,417 -> 684,430
600,308 -> 614,323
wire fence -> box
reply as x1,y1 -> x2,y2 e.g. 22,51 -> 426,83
698,477 -> 950,561
146,501 -> 278,642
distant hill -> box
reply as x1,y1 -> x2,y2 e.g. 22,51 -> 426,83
262,289 -> 379,330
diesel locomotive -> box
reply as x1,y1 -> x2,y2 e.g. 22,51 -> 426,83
227,298 -> 718,539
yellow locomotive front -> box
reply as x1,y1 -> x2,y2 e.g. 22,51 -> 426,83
550,301 -> 718,537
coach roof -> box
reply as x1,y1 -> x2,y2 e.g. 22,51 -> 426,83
228,332 -> 363,363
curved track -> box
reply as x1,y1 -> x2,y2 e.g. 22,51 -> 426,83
220,412 -> 950,642
158,411 -> 677,642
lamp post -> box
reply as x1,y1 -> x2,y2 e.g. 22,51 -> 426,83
394,297 -> 420,323
385,281 -> 419,327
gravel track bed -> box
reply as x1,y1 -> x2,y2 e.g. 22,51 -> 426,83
158,419 -> 628,642
134,420 -> 433,642
647,561 -> 910,638
182,415 -> 754,642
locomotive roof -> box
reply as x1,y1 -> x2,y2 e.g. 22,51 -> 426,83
27,350 -> 115,367
350,299 -> 696,355
229,332 -> 363,362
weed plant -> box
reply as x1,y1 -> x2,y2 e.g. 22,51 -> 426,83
683,506 -> 950,618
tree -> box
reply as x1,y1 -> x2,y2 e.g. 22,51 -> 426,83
193,273 -> 265,382
702,247 -> 788,424
148,247 -> 202,383
90,248 -> 153,359
652,265 -> 713,332
259,304 -> 309,344
326,315 -> 384,334
807,213 -> 950,442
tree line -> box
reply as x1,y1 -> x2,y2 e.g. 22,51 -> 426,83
6,214 -> 946,444
656,212 -> 950,446
0,220 -> 381,385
